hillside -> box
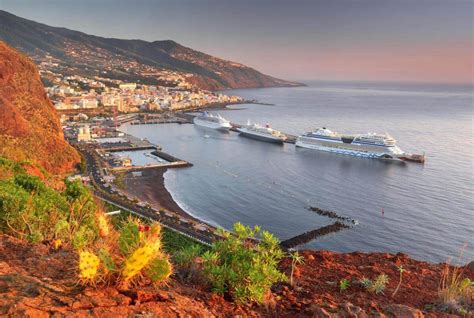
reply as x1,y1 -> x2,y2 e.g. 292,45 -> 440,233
1,233 -> 471,317
0,41 -> 80,174
0,10 -> 302,90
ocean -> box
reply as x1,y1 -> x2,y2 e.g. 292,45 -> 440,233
121,81 -> 473,263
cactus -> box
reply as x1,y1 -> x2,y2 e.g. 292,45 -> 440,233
96,213 -> 109,238
146,257 -> 172,283
78,251 -> 100,282
53,239 -> 62,250
118,219 -> 140,255
98,248 -> 116,273
146,225 -> 162,252
75,214 -> 172,287
122,244 -> 155,281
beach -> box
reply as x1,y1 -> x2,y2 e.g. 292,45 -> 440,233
121,168 -> 199,222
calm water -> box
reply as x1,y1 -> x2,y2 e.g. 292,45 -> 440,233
122,81 -> 474,263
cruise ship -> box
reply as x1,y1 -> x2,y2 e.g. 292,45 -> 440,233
193,112 -> 232,131
296,127 -> 406,160
237,122 -> 287,144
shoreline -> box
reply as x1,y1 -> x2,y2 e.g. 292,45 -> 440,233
121,167 -> 200,223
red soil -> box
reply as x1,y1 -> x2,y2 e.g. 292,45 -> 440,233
1,234 -> 471,317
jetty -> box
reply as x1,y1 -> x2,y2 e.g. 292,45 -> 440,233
280,222 -> 351,249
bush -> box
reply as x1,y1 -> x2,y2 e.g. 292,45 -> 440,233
360,274 -> 390,294
0,175 -> 98,248
438,257 -> 473,314
174,244 -> 204,283
202,222 -> 286,304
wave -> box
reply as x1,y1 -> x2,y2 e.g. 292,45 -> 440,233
162,169 -> 222,228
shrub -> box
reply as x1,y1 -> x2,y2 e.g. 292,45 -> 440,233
360,274 -> 390,294
339,278 -> 350,292
174,244 -> 203,283
438,253 -> 473,314
289,251 -> 304,286
202,222 -> 286,304
0,175 -> 97,247
391,265 -> 405,298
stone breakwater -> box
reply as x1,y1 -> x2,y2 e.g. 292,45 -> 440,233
280,222 -> 351,249
307,206 -> 358,224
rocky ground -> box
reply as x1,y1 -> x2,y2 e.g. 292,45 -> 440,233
0,234 -> 471,317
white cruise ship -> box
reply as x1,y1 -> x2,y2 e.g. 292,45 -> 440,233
193,112 -> 232,131
237,121 -> 287,144
296,127 -> 405,160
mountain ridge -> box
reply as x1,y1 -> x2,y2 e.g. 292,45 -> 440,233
0,10 -> 302,90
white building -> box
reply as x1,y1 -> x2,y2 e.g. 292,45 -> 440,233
77,125 -> 92,142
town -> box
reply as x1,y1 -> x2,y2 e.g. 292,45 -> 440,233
40,59 -> 243,114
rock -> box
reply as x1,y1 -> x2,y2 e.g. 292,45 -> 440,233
287,293 -> 297,304
0,42 -> 81,174
307,304 -> 336,318
293,266 -> 301,278
467,261 -> 474,271
383,304 -> 425,318
341,302 -> 368,318
307,254 -> 315,261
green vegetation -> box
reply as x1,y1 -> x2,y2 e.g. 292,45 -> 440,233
1,158 -> 287,302
438,257 -> 473,314
202,223 -> 286,304
289,251 -> 304,286
174,244 -> 204,283
78,215 -> 172,287
391,265 -> 405,298
339,278 -> 350,292
113,172 -> 126,190
360,274 -> 390,294
108,208 -> 205,254
0,174 -> 98,248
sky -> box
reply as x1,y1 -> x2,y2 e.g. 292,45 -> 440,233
1,0 -> 472,84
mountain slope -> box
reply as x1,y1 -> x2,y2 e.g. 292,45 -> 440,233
0,10 -> 302,90
0,41 -> 80,174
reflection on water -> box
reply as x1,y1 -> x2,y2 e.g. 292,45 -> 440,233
121,81 -> 473,263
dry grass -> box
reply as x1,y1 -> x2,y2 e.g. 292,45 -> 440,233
438,245 -> 473,314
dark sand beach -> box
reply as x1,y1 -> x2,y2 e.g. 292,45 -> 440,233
121,168 -> 199,222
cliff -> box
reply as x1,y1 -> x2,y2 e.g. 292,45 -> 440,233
0,41 -> 80,174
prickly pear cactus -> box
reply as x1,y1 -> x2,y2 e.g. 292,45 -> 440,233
96,213 -> 109,238
122,244 -> 155,281
98,248 -> 116,273
146,257 -> 172,283
79,251 -> 100,282
118,220 -> 140,255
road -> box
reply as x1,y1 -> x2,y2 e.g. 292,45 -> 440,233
76,144 -> 220,246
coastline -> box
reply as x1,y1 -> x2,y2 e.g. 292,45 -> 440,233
121,167 -> 200,223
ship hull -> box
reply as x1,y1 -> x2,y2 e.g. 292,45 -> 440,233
193,117 -> 231,131
295,138 -> 401,160
238,129 -> 284,144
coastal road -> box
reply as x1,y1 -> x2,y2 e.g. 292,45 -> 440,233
76,144 -> 219,246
